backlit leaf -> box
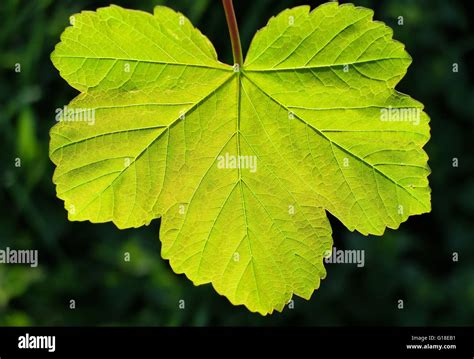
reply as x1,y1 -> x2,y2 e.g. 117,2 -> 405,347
50,3 -> 430,315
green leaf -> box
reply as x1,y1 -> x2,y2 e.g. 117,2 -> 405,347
50,3 -> 430,315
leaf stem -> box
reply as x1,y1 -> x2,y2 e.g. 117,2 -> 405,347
222,0 -> 243,66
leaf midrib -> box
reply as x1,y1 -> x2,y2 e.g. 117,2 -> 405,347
54,55 -> 231,70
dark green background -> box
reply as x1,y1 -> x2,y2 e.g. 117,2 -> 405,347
0,0 -> 473,326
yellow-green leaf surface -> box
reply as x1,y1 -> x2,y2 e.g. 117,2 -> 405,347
50,3 -> 431,315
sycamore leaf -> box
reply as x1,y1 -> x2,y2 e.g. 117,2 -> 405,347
50,3 -> 430,315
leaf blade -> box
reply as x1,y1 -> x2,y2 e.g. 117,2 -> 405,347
50,3 -> 431,315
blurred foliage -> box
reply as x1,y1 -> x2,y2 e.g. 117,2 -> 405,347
0,0 -> 473,326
